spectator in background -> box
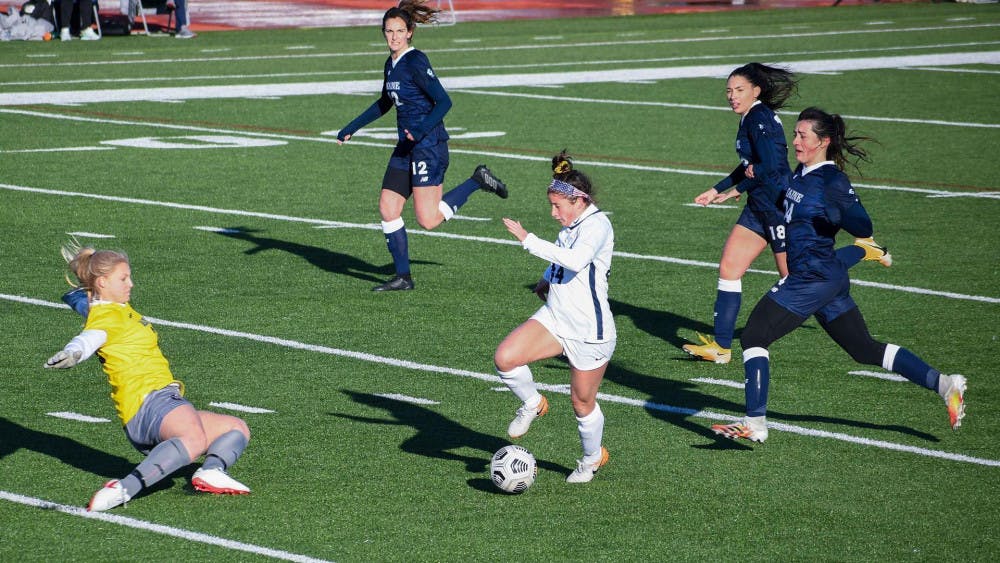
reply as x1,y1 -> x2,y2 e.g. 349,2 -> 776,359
59,0 -> 100,40
173,0 -> 194,38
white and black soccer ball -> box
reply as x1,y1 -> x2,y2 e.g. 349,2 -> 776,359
490,445 -> 537,494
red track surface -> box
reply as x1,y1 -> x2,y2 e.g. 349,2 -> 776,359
97,0 -> 871,32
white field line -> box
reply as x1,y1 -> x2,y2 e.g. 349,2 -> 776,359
208,401 -> 276,414
2,108 -> 997,199
0,491 -> 332,563
907,66 -> 1000,75
5,40 -> 997,89
2,51 -> 1000,107
2,22 -> 998,71
4,293 -> 997,468
3,107 -> 998,199
67,231 -> 116,239
2,182 -> 997,304
690,377 -> 745,389
46,412 -> 111,423
455,89 -> 1000,130
374,393 -> 441,405
849,370 -> 909,383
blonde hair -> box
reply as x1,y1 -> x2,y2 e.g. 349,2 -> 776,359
61,239 -> 130,298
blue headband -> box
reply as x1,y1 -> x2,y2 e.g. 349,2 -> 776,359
548,179 -> 590,200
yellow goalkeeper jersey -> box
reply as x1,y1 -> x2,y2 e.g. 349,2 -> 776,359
85,302 -> 183,425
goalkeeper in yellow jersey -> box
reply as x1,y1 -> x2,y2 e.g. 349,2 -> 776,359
45,242 -> 251,512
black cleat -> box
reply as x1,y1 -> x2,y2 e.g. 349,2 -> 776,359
372,275 -> 414,292
473,164 -> 508,199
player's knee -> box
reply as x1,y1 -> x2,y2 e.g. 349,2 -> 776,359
494,349 -> 516,374
570,395 -> 595,417
844,341 -> 885,366
740,323 -> 770,351
415,214 -> 443,230
180,432 -> 208,459
232,417 -> 250,440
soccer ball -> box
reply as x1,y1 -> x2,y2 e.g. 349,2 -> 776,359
490,445 -> 537,494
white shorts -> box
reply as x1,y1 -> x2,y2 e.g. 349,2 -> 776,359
531,307 -> 616,371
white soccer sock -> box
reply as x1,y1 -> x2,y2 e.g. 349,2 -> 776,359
381,217 -> 404,234
937,373 -> 953,399
576,402 -> 605,461
497,365 -> 540,406
718,277 -> 742,293
438,200 -> 455,221
882,343 -> 900,372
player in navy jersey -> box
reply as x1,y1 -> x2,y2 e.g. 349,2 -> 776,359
682,63 -> 797,364
337,0 -> 507,292
684,63 -> 890,364
711,108 -> 966,443
496,152 -> 615,484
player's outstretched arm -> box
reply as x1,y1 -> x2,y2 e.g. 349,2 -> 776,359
43,330 -> 107,369
44,349 -> 82,369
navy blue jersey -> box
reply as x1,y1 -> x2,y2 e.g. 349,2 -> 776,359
382,48 -> 450,146
714,102 -> 790,215
338,48 -> 451,148
782,162 -> 874,278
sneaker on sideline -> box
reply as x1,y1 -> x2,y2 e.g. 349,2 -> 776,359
192,467 -> 250,495
566,446 -> 609,484
507,395 -> 549,439
80,27 -> 100,40
175,26 -> 196,39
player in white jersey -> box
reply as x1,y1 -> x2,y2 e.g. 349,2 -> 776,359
495,151 -> 615,484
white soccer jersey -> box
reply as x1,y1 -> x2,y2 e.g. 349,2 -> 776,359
521,204 -> 615,343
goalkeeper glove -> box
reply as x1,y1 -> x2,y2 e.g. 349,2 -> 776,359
44,349 -> 82,369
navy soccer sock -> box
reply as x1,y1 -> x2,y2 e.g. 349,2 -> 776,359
381,219 -> 410,277
440,178 -> 480,216
836,246 -> 865,269
885,344 -> 940,391
743,350 -> 770,417
713,278 -> 742,349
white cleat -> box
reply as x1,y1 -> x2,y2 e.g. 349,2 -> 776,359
566,446 -> 609,484
192,467 -> 250,495
941,374 -> 967,430
711,416 -> 769,443
87,480 -> 130,512
507,395 -> 549,439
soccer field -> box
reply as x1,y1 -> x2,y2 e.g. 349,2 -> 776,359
2,3 -> 999,561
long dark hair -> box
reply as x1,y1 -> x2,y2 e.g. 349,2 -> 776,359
382,0 -> 439,32
798,106 -> 875,173
729,62 -> 798,111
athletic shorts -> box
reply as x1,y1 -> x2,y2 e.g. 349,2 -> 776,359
736,206 -> 786,253
531,306 -> 616,371
124,383 -> 190,454
382,139 -> 450,197
765,271 -> 856,323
